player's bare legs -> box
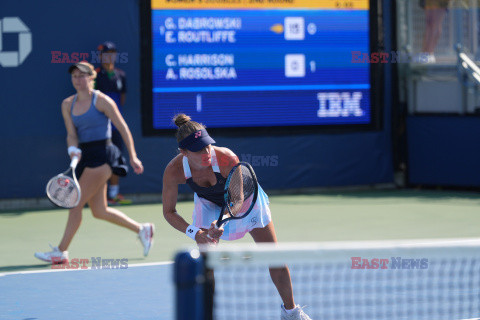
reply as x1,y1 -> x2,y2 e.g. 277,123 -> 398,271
109,174 -> 120,188
250,221 -> 295,309
89,183 -> 140,232
58,164 -> 111,251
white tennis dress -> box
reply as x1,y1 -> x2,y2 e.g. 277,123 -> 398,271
183,148 -> 272,240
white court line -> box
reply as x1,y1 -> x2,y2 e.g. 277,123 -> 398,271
0,260 -> 173,277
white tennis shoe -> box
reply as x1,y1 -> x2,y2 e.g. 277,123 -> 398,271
34,244 -> 69,264
138,223 -> 155,256
281,304 -> 312,320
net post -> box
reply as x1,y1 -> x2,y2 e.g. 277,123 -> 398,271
174,249 -> 207,320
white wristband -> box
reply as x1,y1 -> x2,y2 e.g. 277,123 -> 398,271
68,146 -> 81,156
186,225 -> 200,240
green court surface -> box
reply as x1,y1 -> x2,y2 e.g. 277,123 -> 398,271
1,189 -> 479,273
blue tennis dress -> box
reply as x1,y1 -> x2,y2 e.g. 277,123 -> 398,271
183,148 -> 271,240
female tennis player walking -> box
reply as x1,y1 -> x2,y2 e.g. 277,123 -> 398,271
162,114 -> 311,320
35,61 -> 154,263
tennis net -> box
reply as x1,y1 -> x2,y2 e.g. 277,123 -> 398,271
174,239 -> 480,320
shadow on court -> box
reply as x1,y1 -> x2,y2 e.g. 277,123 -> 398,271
0,264 -> 50,273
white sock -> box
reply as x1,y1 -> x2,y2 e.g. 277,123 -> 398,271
109,185 -> 119,199
282,304 -> 297,315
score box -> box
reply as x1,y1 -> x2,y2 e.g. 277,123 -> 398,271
285,54 -> 306,78
284,17 -> 305,40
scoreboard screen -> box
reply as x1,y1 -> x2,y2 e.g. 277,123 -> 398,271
144,0 -> 377,133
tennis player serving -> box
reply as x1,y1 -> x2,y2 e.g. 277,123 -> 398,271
34,62 -> 154,264
162,114 -> 311,320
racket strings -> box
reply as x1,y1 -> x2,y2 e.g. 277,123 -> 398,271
227,165 -> 256,217
46,175 -> 80,208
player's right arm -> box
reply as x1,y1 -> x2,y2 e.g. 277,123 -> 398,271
61,97 -> 81,160
162,156 -> 216,245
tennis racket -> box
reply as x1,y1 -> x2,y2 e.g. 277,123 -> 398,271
212,162 -> 259,231
46,156 -> 81,208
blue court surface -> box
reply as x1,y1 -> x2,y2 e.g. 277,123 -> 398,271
0,262 -> 174,320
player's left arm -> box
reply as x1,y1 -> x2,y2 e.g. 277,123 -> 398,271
208,147 -> 240,237
214,146 -> 240,178
96,92 -> 143,174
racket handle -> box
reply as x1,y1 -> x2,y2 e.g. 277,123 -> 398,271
207,221 -> 221,240
70,156 -> 79,169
